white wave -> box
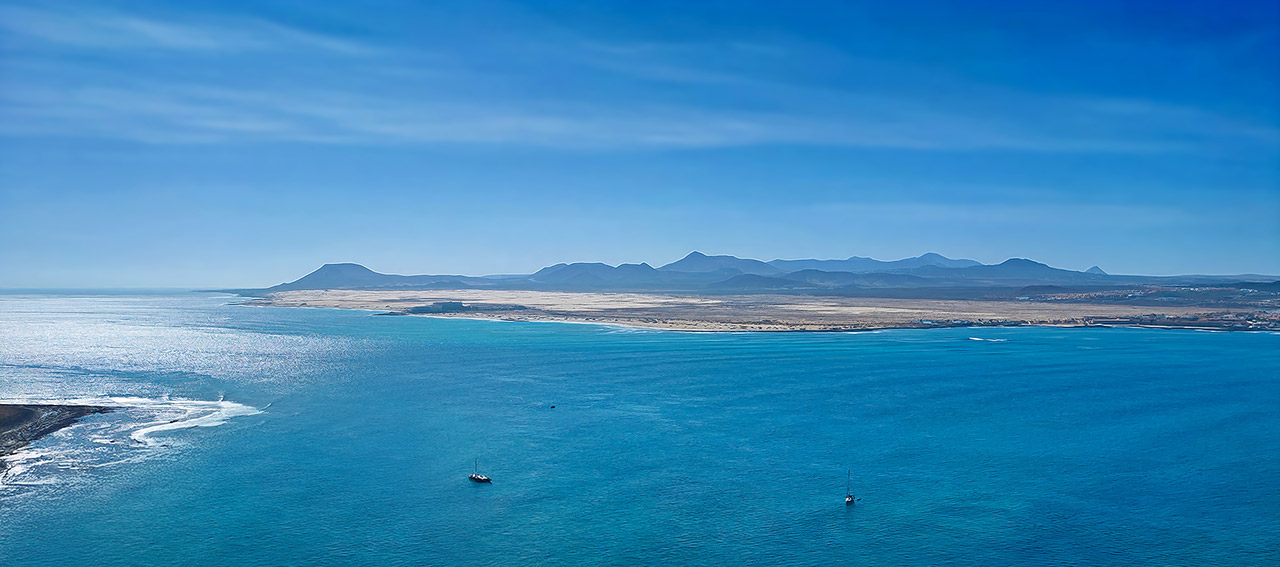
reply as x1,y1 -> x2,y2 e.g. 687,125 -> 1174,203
604,327 -> 662,334
1,396 -> 263,489
1,450 -> 54,485
968,337 -> 1008,342
128,400 -> 262,446
0,444 -> 81,487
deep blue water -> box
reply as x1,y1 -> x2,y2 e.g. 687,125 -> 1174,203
1,293 -> 1277,566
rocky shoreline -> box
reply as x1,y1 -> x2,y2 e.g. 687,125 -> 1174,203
0,404 -> 113,474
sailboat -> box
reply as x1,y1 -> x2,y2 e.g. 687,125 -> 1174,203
845,469 -> 859,505
469,458 -> 492,483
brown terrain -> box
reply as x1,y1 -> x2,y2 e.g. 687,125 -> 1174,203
247,289 -> 1279,332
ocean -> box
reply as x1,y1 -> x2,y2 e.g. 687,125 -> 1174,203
1,292 -> 1277,566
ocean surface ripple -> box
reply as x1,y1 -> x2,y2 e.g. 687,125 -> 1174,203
1,293 -> 1277,566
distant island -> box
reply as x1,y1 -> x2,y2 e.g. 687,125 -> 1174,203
231,252 -> 1280,332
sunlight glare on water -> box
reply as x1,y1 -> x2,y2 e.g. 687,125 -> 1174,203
1,293 -> 1277,566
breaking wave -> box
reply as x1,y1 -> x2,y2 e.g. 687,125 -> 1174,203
1,396 -> 262,490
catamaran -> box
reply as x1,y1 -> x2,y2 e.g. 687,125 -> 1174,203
469,458 -> 492,483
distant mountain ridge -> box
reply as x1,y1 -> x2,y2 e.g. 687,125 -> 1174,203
768,252 -> 981,273
265,263 -> 490,292
248,252 -> 1277,296
530,262 -> 660,286
658,251 -> 784,276
907,258 -> 1108,283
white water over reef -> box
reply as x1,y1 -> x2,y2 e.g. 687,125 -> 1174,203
1,396 -> 262,489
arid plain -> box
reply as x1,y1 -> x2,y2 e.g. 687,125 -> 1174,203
248,289 -> 1276,332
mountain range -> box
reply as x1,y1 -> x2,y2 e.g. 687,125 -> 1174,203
247,252 -> 1277,297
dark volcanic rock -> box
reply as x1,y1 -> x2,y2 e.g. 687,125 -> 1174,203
0,404 -> 113,472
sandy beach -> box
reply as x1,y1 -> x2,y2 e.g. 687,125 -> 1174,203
244,289 -> 1276,332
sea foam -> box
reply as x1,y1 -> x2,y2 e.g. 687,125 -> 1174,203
1,396 -> 262,488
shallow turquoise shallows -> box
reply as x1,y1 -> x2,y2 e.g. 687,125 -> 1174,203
2,293 -> 1277,566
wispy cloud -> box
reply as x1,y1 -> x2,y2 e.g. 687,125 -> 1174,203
0,3 -> 1275,153
0,83 -> 1097,149
0,83 -> 796,147
0,4 -> 371,54
5,77 -> 1271,153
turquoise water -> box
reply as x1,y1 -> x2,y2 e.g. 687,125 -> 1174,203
1,293 -> 1277,566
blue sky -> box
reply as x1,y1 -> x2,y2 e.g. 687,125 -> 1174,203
1,0 -> 1277,287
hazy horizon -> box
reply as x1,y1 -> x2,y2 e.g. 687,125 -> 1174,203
2,0 -> 1277,287
252,251 -> 1280,289
8,250 -> 1279,292
3,4 -> 1279,563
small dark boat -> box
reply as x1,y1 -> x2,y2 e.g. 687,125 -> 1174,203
469,458 -> 492,483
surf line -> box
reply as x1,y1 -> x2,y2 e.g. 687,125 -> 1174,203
2,396 -> 264,447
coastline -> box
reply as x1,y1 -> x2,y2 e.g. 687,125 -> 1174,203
242,289 -> 1279,333
0,404 -> 112,473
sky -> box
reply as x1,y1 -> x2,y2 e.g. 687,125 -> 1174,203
1,0 -> 1277,287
